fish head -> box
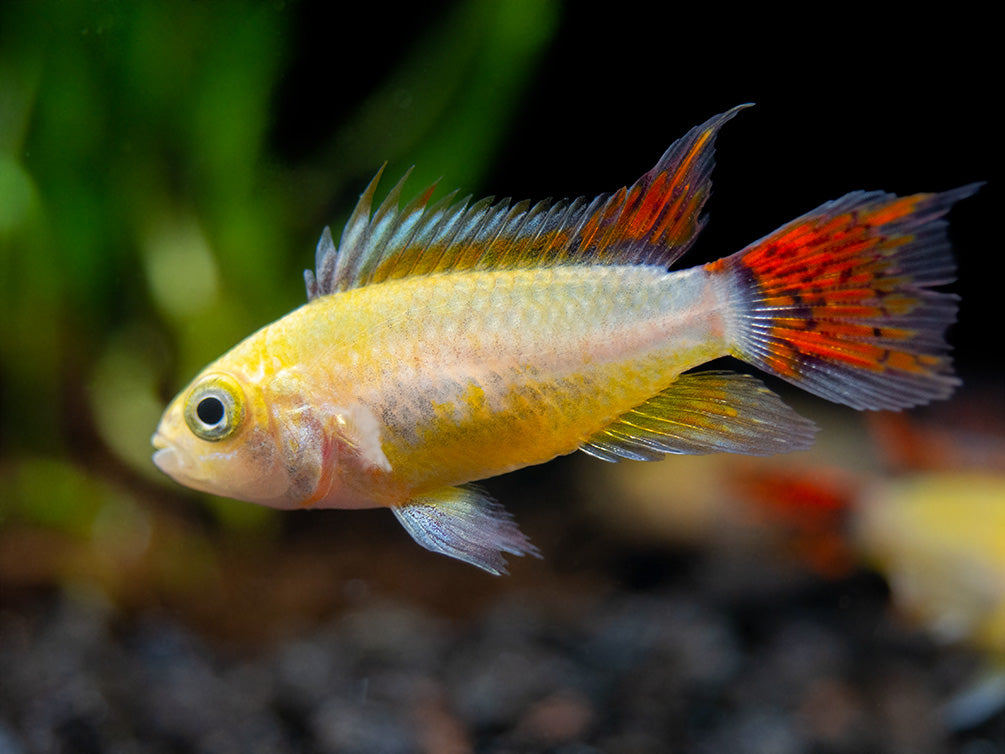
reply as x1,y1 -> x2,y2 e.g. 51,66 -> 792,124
152,368 -> 298,507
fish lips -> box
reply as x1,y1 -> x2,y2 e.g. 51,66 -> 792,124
151,432 -> 192,480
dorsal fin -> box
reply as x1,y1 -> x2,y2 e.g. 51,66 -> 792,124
306,105 -> 751,299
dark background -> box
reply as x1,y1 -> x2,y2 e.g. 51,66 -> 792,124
278,1 -> 997,374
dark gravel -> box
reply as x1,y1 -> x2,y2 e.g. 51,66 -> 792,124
2,546 -> 1003,754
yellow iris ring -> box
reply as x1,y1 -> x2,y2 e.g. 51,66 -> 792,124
183,373 -> 246,442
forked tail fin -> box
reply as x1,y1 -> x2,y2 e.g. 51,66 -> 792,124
711,184 -> 981,410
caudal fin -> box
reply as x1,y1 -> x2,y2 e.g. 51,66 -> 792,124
712,184 -> 981,410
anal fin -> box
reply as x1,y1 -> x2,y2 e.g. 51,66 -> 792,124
581,370 -> 818,462
392,486 -> 540,575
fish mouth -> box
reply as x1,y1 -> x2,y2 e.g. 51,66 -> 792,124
151,432 -> 188,478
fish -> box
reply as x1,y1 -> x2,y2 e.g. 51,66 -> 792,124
151,105 -> 980,574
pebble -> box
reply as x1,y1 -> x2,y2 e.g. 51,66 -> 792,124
1,561 -> 1002,753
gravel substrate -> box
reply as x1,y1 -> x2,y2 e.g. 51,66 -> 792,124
2,542 -> 1003,754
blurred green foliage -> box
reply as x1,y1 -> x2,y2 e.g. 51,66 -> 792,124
0,0 -> 558,563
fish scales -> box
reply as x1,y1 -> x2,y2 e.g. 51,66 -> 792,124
279,265 -> 725,492
152,106 -> 981,574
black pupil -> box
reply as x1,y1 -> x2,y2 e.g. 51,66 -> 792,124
196,396 -> 225,426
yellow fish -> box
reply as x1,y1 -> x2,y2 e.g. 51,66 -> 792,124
152,106 -> 979,573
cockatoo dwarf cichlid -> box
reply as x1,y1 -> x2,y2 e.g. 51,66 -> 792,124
152,105 -> 980,574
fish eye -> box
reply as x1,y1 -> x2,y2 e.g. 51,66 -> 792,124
196,395 -> 225,425
183,374 -> 245,442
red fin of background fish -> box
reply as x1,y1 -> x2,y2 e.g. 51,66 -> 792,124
581,370 -> 817,461
713,184 -> 982,410
306,106 -> 752,297
866,390 -> 1005,473
732,465 -> 862,578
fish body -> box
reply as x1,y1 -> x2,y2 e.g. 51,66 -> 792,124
153,106 -> 979,573
855,473 -> 1005,654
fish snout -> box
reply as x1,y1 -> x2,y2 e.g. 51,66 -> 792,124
151,432 -> 190,479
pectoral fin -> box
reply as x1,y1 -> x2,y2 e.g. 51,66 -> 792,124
392,486 -> 540,575
332,403 -> 392,473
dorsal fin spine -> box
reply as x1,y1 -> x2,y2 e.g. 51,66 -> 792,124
558,196 -> 602,265
472,201 -> 525,270
436,197 -> 495,273
582,187 -> 628,259
390,190 -> 461,280
521,199 -> 565,265
414,195 -> 476,276
481,200 -> 531,270
333,166 -> 385,290
458,199 -> 505,270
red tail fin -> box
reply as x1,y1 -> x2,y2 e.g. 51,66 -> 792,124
711,184 -> 981,410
